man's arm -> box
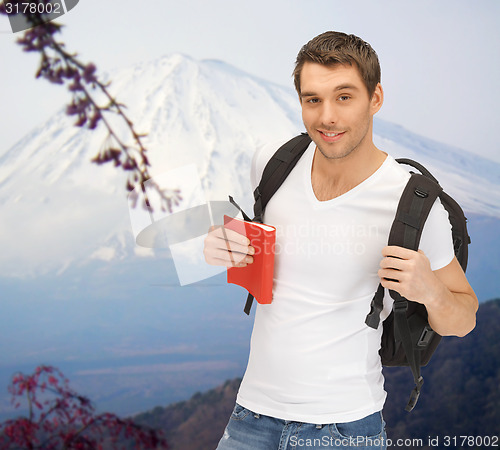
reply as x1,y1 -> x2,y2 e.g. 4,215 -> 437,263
379,246 -> 478,337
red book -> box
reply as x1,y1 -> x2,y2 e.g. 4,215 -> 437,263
224,215 -> 276,304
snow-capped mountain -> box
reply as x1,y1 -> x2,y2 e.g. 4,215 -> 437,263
0,53 -> 499,278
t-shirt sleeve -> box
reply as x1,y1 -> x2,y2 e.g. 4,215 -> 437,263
419,197 -> 455,271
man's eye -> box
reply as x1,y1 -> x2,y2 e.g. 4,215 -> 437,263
339,95 -> 350,101
307,98 -> 320,104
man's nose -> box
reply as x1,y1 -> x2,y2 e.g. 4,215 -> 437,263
320,101 -> 338,125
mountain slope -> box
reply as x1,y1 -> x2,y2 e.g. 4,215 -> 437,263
133,378 -> 241,450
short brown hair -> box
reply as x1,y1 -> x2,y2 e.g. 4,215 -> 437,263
293,31 -> 381,98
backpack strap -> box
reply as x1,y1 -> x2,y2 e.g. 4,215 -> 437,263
365,172 -> 443,328
252,133 -> 312,223
389,173 -> 443,250
438,191 -> 470,272
392,292 -> 424,411
388,172 -> 443,411
397,158 -> 470,272
365,171 -> 443,411
228,195 -> 252,222
244,133 -> 312,315
396,158 -> 440,184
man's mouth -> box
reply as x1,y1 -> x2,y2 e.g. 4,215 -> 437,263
319,130 -> 345,141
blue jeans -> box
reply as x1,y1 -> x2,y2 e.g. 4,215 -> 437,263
216,403 -> 387,450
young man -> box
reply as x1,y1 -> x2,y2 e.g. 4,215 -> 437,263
204,31 -> 477,449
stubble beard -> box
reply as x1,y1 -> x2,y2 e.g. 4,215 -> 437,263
315,139 -> 356,160
309,119 -> 371,162
309,127 -> 358,161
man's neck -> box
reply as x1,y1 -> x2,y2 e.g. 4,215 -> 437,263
311,143 -> 387,201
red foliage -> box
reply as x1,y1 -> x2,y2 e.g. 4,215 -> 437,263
0,365 -> 167,449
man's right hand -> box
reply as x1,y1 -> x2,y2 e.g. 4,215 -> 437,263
203,225 -> 255,267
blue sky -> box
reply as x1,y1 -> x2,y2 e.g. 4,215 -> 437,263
1,0 -> 499,162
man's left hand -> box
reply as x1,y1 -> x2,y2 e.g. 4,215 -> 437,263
378,245 -> 442,307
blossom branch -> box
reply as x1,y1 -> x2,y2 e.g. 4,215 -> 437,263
0,1 -> 181,212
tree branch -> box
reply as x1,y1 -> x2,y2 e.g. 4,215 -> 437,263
0,1 -> 182,212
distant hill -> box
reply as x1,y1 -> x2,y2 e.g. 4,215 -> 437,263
131,298 -> 500,450
133,378 -> 241,450
383,298 -> 500,449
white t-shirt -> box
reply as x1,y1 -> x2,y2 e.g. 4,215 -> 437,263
236,139 -> 455,424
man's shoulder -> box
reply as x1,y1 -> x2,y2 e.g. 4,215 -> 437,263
380,153 -> 413,186
250,136 -> 305,190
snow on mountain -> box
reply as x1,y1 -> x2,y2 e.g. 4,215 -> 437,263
0,53 -> 499,278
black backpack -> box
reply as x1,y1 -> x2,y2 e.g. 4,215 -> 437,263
238,133 -> 470,411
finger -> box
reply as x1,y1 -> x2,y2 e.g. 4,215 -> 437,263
378,267 -> 399,280
216,236 -> 254,258
206,248 -> 254,267
379,266 -> 411,285
381,245 -> 416,259
212,227 -> 254,254
204,236 -> 254,267
380,276 -> 402,292
211,225 -> 251,246
204,241 -> 249,265
379,256 -> 405,270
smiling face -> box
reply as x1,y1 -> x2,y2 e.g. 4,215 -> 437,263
299,62 -> 383,161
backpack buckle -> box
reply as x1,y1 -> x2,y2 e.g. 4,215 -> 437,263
414,187 -> 429,198
405,376 -> 424,412
417,325 -> 435,348
393,299 -> 408,312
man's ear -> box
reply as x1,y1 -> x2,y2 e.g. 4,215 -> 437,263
370,83 -> 384,115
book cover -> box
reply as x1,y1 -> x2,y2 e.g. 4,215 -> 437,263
223,215 -> 276,304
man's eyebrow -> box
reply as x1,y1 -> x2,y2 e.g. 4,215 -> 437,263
334,84 -> 359,91
300,92 -> 317,98
300,85 -> 359,97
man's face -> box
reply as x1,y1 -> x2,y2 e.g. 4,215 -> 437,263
299,62 -> 382,161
